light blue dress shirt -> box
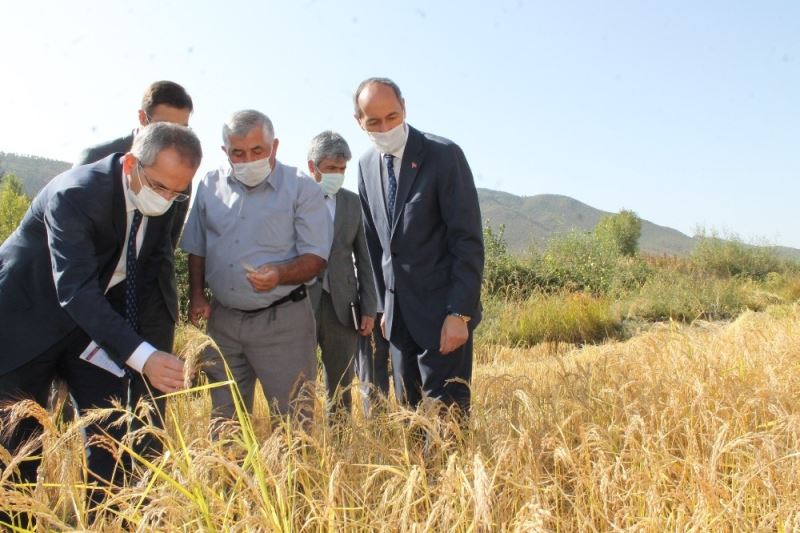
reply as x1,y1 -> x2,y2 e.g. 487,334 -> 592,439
180,161 -> 333,310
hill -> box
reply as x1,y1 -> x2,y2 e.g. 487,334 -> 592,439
478,189 -> 698,256
3,152 -> 795,259
0,152 -> 71,197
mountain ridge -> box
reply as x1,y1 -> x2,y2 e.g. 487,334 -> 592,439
2,151 -> 796,259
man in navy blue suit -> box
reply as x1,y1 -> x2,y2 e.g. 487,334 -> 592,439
354,78 -> 484,416
0,123 -> 201,518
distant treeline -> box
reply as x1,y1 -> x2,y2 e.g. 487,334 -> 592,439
0,152 -> 71,197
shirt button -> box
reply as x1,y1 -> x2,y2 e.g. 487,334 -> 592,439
235,240 -> 239,243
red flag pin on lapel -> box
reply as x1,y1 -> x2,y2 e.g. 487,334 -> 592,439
411,161 -> 417,169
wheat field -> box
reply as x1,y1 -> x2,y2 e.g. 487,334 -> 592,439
2,304 -> 800,531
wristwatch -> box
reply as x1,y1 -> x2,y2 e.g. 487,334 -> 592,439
449,312 -> 471,323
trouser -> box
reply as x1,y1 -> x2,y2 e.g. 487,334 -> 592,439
203,296 -> 317,420
355,312 -> 391,416
389,299 -> 473,415
315,290 -> 358,418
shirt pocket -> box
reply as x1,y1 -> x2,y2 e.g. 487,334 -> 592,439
255,208 -> 295,253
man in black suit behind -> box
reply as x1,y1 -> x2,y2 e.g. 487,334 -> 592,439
354,78 -> 484,417
0,123 -> 201,520
75,80 -> 194,352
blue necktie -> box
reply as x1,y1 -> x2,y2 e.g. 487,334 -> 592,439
125,209 -> 143,332
384,153 -> 397,221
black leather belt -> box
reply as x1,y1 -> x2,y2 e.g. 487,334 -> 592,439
240,285 -> 307,314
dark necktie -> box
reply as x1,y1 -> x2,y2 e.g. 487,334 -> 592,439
384,153 -> 398,221
125,209 -> 143,332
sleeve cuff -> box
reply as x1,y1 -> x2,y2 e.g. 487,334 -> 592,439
126,342 -> 157,373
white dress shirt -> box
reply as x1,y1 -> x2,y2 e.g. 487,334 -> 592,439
109,163 -> 157,372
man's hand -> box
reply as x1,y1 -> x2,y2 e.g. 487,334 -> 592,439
439,315 -> 469,354
143,351 -> 188,394
359,315 -> 375,337
189,292 -> 212,327
246,264 -> 280,292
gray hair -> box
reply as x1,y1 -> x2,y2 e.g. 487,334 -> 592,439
353,77 -> 403,117
132,122 -> 202,168
307,131 -> 352,167
222,109 -> 275,147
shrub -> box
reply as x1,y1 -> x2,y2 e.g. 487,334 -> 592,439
482,224 -> 543,298
0,173 -> 30,243
594,209 -> 642,257
691,230 -> 788,280
626,270 -> 751,322
536,231 -> 650,296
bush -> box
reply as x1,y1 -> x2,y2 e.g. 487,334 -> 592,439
691,231 -> 789,280
0,173 -> 31,243
482,224 -> 544,298
626,270 -> 751,322
594,209 -> 642,256
536,231 -> 650,295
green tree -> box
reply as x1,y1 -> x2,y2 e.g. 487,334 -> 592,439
0,173 -> 31,243
594,209 -> 642,257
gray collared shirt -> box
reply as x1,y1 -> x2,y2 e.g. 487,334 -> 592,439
180,161 -> 332,310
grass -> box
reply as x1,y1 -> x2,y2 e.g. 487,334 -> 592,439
477,291 -> 622,351
3,305 -> 800,530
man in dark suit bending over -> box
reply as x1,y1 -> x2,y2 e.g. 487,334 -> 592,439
0,123 -> 201,521
354,78 -> 484,417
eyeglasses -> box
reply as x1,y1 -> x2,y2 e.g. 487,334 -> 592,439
137,162 -> 190,202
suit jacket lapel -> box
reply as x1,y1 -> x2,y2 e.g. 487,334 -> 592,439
391,125 -> 424,237
364,150 -> 390,240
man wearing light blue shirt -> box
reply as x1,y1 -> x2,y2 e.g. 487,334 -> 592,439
180,109 -> 332,423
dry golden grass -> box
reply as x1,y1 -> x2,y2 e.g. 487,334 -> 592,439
3,305 -> 800,531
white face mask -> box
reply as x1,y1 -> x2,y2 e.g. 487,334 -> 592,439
129,168 -> 174,216
233,157 -> 272,187
367,122 -> 406,154
318,172 -> 345,196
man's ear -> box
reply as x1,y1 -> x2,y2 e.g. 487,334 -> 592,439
269,138 -> 280,164
121,153 -> 136,175
137,109 -> 148,127
307,160 -> 316,176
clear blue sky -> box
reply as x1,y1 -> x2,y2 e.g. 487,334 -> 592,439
2,1 -> 798,246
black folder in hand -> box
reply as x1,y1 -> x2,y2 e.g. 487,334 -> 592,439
350,301 -> 361,331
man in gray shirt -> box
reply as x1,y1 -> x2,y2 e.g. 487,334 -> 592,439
180,110 -> 332,424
